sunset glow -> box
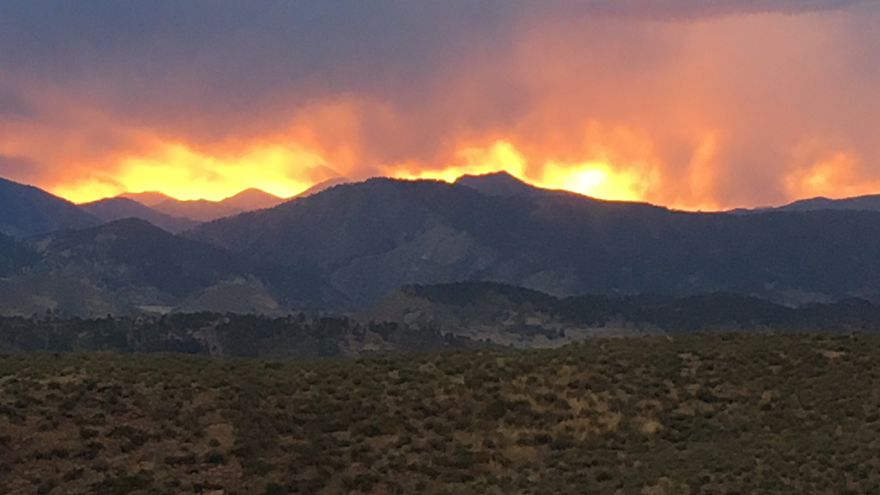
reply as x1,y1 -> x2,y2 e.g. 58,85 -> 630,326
51,142 -> 327,204
390,141 -> 653,203
40,132 -> 880,210
1,3 -> 877,211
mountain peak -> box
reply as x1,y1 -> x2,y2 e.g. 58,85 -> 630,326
295,177 -> 351,198
454,170 -> 549,198
117,191 -> 176,207
222,188 -> 285,210
0,176 -> 99,237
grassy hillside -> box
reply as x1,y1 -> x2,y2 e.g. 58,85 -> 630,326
3,334 -> 880,494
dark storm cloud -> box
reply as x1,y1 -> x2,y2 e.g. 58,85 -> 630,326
0,88 -> 29,117
0,1 -> 862,81
0,1 -> 862,107
0,155 -> 42,182
0,0 -> 875,207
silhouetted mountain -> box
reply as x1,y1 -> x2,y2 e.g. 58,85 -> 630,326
0,177 -> 99,236
80,197 -> 200,233
188,177 -> 880,308
221,188 -> 286,210
117,188 -> 286,222
728,194 -> 880,215
777,195 -> 880,213
295,177 -> 351,198
454,170 -> 557,198
118,191 -> 175,207
149,198 -> 243,222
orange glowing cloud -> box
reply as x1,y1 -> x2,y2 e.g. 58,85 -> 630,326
785,151 -> 880,200
51,142 -> 330,203
389,140 -> 656,203
1,3 -> 878,212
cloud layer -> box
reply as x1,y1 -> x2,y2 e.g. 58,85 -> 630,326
0,0 -> 876,208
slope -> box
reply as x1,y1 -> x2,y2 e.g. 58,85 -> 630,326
0,177 -> 99,236
454,170 -> 560,198
778,194 -> 880,213
361,281 -> 880,347
188,177 -> 880,308
79,197 -> 201,233
22,218 -> 342,314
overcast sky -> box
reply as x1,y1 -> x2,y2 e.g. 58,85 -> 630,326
0,0 -> 877,208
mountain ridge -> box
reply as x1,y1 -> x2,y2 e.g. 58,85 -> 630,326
0,177 -> 100,237
79,197 -> 200,233
187,175 -> 880,308
117,187 -> 288,222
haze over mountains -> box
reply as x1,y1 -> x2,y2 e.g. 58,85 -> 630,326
80,197 -> 200,234
117,188 -> 286,222
5,171 -> 880,317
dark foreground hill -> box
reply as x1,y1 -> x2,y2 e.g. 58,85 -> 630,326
0,177 -> 99,237
362,282 -> 880,347
189,176 -> 880,308
0,312 -> 481,358
3,333 -> 880,494
7,286 -> 880,355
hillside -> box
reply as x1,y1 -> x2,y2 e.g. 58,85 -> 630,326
0,312 -> 481,358
361,282 -> 880,347
295,177 -> 351,198
454,170 -> 560,199
5,284 -> 880,353
2,334 -> 880,494
778,194 -> 880,213
0,177 -> 99,237
79,197 -> 200,233
188,177 -> 880,308
0,232 -> 39,277
0,219 -> 343,316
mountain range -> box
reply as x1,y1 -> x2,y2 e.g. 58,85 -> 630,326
188,172 -> 880,307
79,197 -> 200,234
4,171 -> 880,317
0,174 -> 354,240
117,188 -> 285,222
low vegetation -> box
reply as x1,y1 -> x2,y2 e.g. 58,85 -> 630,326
0,313 -> 478,358
3,333 -> 880,494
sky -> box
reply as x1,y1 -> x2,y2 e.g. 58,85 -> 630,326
0,0 -> 878,210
